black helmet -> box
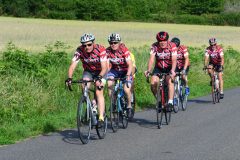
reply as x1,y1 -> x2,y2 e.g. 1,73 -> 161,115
209,38 -> 217,46
156,31 -> 169,42
171,37 -> 180,47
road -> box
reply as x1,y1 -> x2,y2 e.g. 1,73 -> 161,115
1,88 -> 240,160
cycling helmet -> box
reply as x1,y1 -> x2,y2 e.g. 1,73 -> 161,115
171,37 -> 180,47
108,33 -> 121,42
80,33 -> 95,43
156,31 -> 169,42
209,38 -> 217,45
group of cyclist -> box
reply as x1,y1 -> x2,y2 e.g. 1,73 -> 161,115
65,31 -> 224,127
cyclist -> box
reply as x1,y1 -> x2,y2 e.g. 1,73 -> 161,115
204,38 -> 224,99
171,37 -> 190,95
144,31 -> 177,110
65,33 -> 108,126
106,33 -> 133,118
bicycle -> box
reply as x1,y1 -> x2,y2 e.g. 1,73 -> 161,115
108,77 -> 129,132
204,67 -> 220,104
66,79 -> 107,144
147,73 -> 172,129
173,72 -> 188,112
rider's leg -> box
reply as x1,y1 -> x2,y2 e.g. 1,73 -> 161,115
150,75 -> 160,99
166,75 -> 175,105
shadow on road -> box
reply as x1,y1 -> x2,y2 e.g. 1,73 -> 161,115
188,99 -> 212,104
130,117 -> 159,129
58,129 -> 99,145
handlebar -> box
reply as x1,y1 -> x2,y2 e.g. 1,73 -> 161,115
107,77 -> 130,88
66,79 -> 103,91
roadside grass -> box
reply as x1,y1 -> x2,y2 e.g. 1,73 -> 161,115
1,42 -> 239,145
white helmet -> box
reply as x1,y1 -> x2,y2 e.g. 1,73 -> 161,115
108,33 -> 121,42
80,33 -> 95,43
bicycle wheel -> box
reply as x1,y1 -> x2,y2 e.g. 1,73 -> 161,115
157,87 -> 165,129
180,85 -> 188,111
211,78 -> 216,104
173,81 -> 179,113
120,95 -> 128,129
77,97 -> 91,144
164,86 -> 171,125
110,92 -> 119,132
96,113 -> 107,139
129,90 -> 136,121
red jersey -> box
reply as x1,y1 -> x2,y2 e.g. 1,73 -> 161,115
72,44 -> 107,73
106,43 -> 131,72
205,45 -> 223,65
150,41 -> 177,69
176,45 -> 190,69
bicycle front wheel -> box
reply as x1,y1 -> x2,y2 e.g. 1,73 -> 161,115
110,92 -> 119,132
77,97 -> 91,144
120,95 -> 128,129
211,78 -> 216,104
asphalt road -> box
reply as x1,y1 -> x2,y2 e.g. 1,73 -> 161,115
1,87 -> 240,160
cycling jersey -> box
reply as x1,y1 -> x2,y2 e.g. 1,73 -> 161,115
205,45 -> 223,66
176,45 -> 190,69
150,41 -> 177,69
106,43 -> 131,72
72,44 -> 107,73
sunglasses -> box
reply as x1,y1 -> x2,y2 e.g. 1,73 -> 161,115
109,42 -> 119,45
82,43 -> 93,47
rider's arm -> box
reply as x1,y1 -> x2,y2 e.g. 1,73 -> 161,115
220,50 -> 224,66
204,50 -> 209,67
126,57 -> 133,77
68,61 -> 78,78
184,52 -> 189,70
171,52 -> 177,73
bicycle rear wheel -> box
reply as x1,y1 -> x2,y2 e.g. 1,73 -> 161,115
120,95 -> 128,129
96,113 -> 107,139
110,92 -> 119,132
77,97 -> 91,144
129,90 -> 136,121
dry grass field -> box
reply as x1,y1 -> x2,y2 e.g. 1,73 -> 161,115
0,16 -> 240,52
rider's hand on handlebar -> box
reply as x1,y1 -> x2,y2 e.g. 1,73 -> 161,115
144,70 -> 150,77
181,69 -> 186,75
65,78 -> 72,86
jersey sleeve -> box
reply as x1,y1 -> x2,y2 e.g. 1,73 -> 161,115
72,49 -> 81,63
98,45 -> 107,62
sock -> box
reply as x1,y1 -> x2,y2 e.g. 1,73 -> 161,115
168,99 -> 173,105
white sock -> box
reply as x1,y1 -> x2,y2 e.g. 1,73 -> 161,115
168,99 -> 173,105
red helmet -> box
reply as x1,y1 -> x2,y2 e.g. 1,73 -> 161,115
156,31 -> 169,42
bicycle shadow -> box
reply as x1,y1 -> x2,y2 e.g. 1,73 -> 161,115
188,99 -> 212,104
131,117 -> 168,130
59,129 -> 99,145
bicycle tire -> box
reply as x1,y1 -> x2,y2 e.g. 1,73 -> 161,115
164,85 -> 171,125
96,113 -> 107,139
180,85 -> 188,111
129,90 -> 136,121
211,78 -> 216,104
110,92 -> 119,132
173,80 -> 179,113
157,92 -> 163,129
120,95 -> 128,129
77,97 -> 91,144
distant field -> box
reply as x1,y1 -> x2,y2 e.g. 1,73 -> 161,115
0,16 -> 240,52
